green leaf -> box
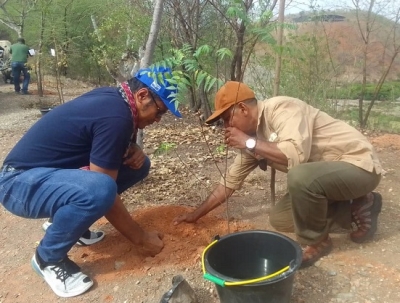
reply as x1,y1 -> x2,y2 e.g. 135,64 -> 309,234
194,45 -> 211,58
154,142 -> 177,156
206,77 -> 217,92
179,77 -> 192,87
167,77 -> 178,85
196,71 -> 207,86
216,48 -> 233,60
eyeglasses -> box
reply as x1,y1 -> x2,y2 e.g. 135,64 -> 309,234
149,92 -> 168,118
221,105 -> 236,126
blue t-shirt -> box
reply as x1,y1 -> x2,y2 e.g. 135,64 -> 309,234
5,87 -> 134,170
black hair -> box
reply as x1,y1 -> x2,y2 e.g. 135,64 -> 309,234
127,77 -> 148,93
127,77 -> 156,110
17,38 -> 25,44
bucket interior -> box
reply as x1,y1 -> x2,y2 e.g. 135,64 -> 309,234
205,230 -> 301,282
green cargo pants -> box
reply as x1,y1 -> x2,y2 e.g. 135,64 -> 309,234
269,161 -> 381,245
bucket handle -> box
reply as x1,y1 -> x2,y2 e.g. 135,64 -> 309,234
202,239 -> 291,287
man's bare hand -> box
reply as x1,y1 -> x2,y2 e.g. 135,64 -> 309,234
173,212 -> 197,226
140,231 -> 164,256
123,144 -> 146,169
224,127 -> 250,149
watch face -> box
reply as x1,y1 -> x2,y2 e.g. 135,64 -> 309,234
246,138 -> 256,149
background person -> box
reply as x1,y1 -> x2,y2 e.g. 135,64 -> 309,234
10,37 -> 31,94
0,66 -> 181,297
174,81 -> 382,268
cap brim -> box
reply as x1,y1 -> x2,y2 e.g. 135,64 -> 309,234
205,107 -> 230,124
160,97 -> 182,118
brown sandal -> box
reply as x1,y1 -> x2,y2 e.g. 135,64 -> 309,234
300,236 -> 333,269
350,192 -> 382,243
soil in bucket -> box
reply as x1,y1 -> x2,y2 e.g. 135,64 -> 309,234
203,230 -> 302,303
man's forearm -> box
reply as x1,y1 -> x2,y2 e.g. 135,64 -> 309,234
105,195 -> 145,245
192,184 -> 235,221
254,140 -> 288,166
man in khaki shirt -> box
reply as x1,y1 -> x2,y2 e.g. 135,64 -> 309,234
174,81 -> 382,268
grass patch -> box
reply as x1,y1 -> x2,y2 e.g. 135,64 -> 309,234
336,108 -> 400,133
328,81 -> 400,101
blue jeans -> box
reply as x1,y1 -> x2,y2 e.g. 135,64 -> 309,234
11,61 -> 30,93
0,158 -> 150,262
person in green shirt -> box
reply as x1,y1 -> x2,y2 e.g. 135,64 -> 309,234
10,38 -> 31,94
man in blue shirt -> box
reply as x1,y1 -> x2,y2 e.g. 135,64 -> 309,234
0,66 -> 181,297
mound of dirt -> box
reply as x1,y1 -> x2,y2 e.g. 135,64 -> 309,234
73,205 -> 255,283
370,134 -> 400,150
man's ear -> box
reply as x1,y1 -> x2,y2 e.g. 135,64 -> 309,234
238,102 -> 250,115
135,88 -> 150,104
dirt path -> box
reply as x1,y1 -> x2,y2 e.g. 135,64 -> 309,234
1,81 -> 400,303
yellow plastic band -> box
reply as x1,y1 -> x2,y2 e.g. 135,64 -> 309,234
224,265 -> 290,286
202,240 -> 218,274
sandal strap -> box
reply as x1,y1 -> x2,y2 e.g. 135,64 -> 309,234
302,237 -> 332,261
351,193 -> 377,229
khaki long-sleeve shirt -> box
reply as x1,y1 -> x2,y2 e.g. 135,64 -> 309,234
220,96 -> 382,190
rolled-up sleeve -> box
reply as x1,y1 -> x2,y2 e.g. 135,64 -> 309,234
268,98 -> 316,169
219,151 -> 259,190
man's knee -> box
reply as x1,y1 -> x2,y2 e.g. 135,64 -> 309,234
116,157 -> 151,193
287,165 -> 309,192
87,173 -> 117,213
141,157 -> 151,179
269,200 -> 295,232
127,156 -> 151,181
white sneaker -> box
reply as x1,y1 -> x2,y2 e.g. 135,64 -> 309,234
31,252 -> 93,297
42,220 -> 105,246
42,220 -> 52,231
76,230 -> 105,246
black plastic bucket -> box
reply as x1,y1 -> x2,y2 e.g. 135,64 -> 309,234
203,230 -> 302,303
39,107 -> 53,116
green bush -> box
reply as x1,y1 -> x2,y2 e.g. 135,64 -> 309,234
328,81 -> 400,101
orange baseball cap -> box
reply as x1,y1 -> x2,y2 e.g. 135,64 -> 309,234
205,81 -> 255,124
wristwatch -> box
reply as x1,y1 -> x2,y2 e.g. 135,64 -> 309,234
245,137 -> 257,152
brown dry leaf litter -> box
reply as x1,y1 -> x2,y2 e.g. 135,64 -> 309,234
72,205 -> 255,283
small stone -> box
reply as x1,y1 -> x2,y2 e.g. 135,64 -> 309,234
114,261 -> 125,270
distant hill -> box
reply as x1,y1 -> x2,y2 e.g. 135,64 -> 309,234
291,13 -> 346,23
279,10 -> 400,82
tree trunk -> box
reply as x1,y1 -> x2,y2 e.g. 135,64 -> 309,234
270,0 -> 286,206
136,0 -> 165,148
363,47 -> 400,126
35,9 -> 45,98
355,0 -> 375,129
53,38 -> 64,104
359,45 -> 367,128
140,0 -> 164,67
230,22 -> 246,81
273,0 -> 285,96
199,81 -> 211,119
